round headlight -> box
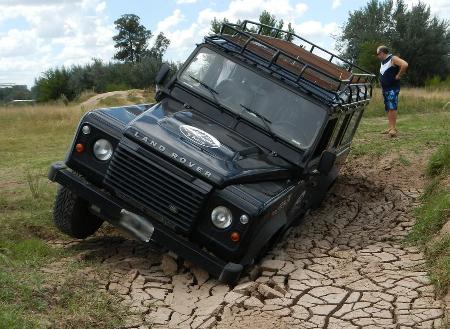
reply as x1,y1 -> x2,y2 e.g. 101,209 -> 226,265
93,139 -> 113,161
211,206 -> 233,229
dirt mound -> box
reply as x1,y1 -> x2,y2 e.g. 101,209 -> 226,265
80,89 -> 151,109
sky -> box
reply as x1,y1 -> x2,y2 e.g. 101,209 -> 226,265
0,0 -> 448,88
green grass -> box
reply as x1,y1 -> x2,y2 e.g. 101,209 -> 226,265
98,95 -> 129,107
408,143 -> 450,296
427,143 -> 450,177
364,87 -> 450,118
409,182 -> 450,244
424,236 -> 450,296
0,100 -> 128,328
351,87 -> 450,158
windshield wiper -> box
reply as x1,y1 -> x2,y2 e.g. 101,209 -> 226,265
188,75 -> 220,105
239,103 -> 276,139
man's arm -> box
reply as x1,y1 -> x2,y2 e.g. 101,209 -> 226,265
392,56 -> 408,80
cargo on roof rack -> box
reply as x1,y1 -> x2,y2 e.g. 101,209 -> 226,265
204,20 -> 376,107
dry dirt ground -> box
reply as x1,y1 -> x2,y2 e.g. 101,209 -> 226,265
79,90 -> 148,108
46,154 -> 449,329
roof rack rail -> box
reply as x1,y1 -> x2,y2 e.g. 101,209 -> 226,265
204,20 -> 376,107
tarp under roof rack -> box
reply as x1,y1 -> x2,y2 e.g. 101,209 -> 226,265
204,20 -> 376,108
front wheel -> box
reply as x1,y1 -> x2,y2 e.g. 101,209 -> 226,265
53,186 -> 103,239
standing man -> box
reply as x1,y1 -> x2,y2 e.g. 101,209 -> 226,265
377,45 -> 408,137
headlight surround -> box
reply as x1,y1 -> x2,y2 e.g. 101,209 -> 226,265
211,206 -> 233,229
93,139 -> 113,161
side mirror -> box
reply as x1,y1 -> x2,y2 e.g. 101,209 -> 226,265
155,63 -> 170,86
318,150 -> 336,174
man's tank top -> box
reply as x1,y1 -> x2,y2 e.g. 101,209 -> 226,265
380,54 -> 400,90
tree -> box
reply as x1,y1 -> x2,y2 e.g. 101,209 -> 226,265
147,32 -> 171,60
337,0 -> 449,85
357,40 -> 382,75
0,85 -> 32,104
113,14 -> 152,63
210,11 -> 295,41
33,68 -> 74,102
336,0 -> 395,63
210,17 -> 230,34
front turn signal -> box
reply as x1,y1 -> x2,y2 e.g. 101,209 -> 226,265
230,232 -> 240,242
75,143 -> 85,153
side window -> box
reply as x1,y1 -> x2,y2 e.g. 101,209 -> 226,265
341,110 -> 362,145
330,114 -> 346,148
313,118 -> 337,158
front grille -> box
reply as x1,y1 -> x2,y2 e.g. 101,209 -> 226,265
104,143 -> 210,234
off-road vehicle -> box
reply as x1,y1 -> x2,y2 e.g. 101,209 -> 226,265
49,21 -> 375,283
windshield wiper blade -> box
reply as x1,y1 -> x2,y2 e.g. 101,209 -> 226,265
239,103 -> 275,138
188,75 -> 220,105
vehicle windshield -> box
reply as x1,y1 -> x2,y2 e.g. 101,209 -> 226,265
179,47 -> 327,149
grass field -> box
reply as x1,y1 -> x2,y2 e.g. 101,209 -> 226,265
0,88 -> 449,327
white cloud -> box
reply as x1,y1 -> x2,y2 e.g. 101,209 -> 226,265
160,0 -> 337,63
293,21 -> 339,38
332,0 -> 342,9
176,0 -> 197,4
295,3 -> 308,15
0,0 -> 115,87
155,9 -> 185,33
403,0 -> 450,19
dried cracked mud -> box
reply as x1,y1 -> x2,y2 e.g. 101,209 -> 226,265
47,160 -> 449,329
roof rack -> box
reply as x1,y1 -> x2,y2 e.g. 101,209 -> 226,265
204,20 -> 376,108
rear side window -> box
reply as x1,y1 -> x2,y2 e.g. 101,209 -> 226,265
341,110 -> 363,145
330,115 -> 345,148
313,117 -> 337,158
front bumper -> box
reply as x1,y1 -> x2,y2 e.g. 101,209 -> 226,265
48,161 -> 243,284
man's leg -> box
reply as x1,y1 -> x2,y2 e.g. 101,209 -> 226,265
388,109 -> 397,137
382,91 -> 391,133
388,109 -> 397,129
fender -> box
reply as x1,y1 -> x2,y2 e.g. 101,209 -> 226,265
308,165 -> 339,209
240,210 -> 287,265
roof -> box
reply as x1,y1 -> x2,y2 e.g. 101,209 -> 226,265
205,20 -> 376,108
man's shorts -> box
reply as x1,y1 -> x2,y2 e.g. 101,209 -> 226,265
382,88 -> 400,112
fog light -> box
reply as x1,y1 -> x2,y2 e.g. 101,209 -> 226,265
240,214 -> 249,225
93,139 -> 113,161
75,143 -> 85,153
211,206 -> 233,229
81,125 -> 91,135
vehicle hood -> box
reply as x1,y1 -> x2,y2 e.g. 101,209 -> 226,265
124,100 -> 294,186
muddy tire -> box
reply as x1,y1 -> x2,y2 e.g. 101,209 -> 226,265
53,186 -> 103,239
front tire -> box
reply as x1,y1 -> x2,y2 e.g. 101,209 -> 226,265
53,186 -> 103,239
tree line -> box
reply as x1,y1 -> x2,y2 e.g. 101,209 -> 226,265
0,85 -> 32,104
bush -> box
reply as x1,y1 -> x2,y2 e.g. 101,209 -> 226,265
32,58 -> 179,103
425,75 -> 450,90
427,143 -> 450,177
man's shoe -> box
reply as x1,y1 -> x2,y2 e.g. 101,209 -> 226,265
382,129 -> 391,134
389,129 -> 397,137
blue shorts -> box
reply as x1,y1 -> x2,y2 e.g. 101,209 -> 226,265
383,89 -> 400,112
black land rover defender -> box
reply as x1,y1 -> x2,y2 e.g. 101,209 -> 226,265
48,21 -> 375,283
